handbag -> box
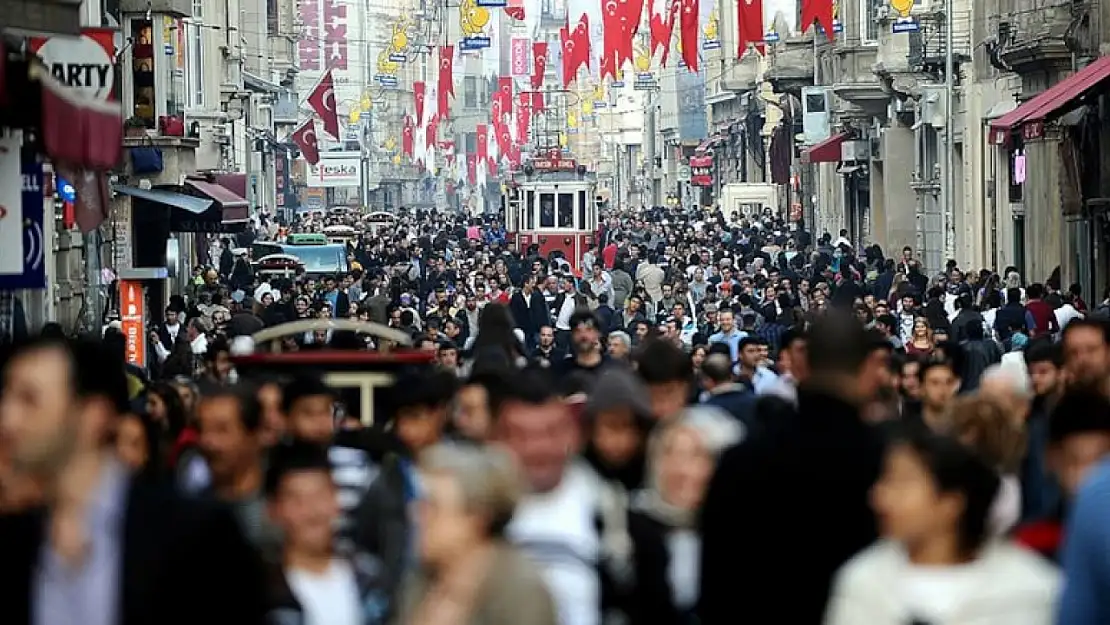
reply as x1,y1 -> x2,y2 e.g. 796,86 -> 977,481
159,115 -> 185,137
129,137 -> 163,174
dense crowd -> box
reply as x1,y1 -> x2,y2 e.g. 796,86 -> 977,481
1,203 -> 1110,625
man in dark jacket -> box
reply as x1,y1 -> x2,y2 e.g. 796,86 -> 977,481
699,312 -> 886,625
995,287 -> 1031,341
700,351 -> 756,427
509,275 -> 551,346
0,335 -> 266,625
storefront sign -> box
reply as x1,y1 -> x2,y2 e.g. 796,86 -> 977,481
30,28 -> 117,101
307,152 -> 362,187
119,279 -> 146,369
532,157 -> 577,171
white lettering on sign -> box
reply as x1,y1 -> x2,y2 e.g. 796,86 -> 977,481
36,34 -> 115,101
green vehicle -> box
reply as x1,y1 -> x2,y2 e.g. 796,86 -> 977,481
286,232 -> 328,246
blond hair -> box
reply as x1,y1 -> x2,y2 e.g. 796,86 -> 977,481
947,394 -> 1027,473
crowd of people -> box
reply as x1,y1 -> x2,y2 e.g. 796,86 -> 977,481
1,203 -> 1110,625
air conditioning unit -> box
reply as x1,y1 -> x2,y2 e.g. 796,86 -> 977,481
801,86 -> 832,145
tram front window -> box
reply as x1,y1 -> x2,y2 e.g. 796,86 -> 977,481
558,193 -> 574,228
540,193 -> 555,228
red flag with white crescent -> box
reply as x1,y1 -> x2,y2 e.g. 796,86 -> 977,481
466,153 -> 477,185
306,70 -> 340,139
426,115 -> 439,149
532,91 -> 545,113
531,42 -> 548,89
570,16 -> 591,79
515,92 -> 531,143
477,124 -> 488,161
413,81 -> 426,125
601,0 -> 621,80
801,0 -> 834,41
679,0 -> 699,71
506,0 -> 525,20
737,0 -> 766,57
438,46 -> 453,118
402,116 -> 414,156
291,119 -> 320,165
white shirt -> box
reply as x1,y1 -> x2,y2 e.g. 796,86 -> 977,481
509,465 -> 601,625
556,294 -> 577,331
1054,304 -> 1083,331
286,560 -> 362,625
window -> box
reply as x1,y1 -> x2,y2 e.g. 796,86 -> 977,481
861,0 -> 880,43
578,190 -> 587,230
541,0 -> 553,15
185,20 -> 205,108
464,77 -> 477,108
465,132 -> 477,154
540,193 -> 555,227
526,191 -> 535,228
805,91 -> 825,113
192,0 -> 203,19
130,19 -> 156,127
164,19 -> 186,117
558,193 -> 573,228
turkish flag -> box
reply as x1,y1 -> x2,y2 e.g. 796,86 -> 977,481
291,118 -> 320,165
737,0 -> 765,57
679,0 -> 698,71
532,90 -> 545,112
477,124 -> 488,161
506,0 -> 525,20
559,25 -> 574,86
570,16 -> 591,79
496,123 -> 512,155
531,42 -> 548,89
601,0 -> 621,80
426,115 -> 439,149
466,154 -> 477,185
650,5 -> 673,63
488,156 -> 498,175
801,0 -> 835,41
497,76 -> 513,111
438,46 -> 453,117
307,70 -> 340,139
402,116 -> 414,156
516,92 -> 531,142
413,81 -> 426,125
618,0 -> 643,63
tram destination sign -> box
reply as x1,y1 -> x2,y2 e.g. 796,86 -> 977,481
532,157 -> 577,171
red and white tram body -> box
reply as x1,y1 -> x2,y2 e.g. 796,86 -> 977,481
504,172 -> 598,273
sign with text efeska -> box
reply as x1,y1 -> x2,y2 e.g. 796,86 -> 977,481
0,136 -> 47,291
119,280 -> 146,369
307,152 -> 362,188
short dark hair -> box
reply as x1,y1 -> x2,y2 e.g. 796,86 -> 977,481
918,355 -> 958,383
264,439 -> 333,498
11,334 -> 131,416
635,339 -> 692,385
489,366 -> 560,418
1063,317 -> 1110,346
701,352 -> 733,384
281,375 -> 335,414
1023,338 -> 1062,368
805,311 -> 872,376
1049,388 -> 1110,445
198,386 -> 264,432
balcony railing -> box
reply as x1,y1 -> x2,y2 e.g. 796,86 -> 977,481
908,8 -> 972,78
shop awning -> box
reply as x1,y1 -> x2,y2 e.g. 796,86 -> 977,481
989,55 -> 1110,144
37,64 -> 122,170
801,132 -> 848,164
184,178 -> 249,223
694,134 -> 725,153
112,185 -> 215,214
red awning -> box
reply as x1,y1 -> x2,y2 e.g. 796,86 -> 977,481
989,55 -> 1110,145
185,178 -> 249,223
38,67 -> 122,170
694,134 -> 725,153
801,132 -> 848,164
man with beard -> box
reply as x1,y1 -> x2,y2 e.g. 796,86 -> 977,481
556,309 -> 609,378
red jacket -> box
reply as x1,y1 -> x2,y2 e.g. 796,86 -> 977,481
1025,300 -> 1058,336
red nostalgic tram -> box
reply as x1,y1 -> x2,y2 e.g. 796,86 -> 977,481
503,154 -> 599,273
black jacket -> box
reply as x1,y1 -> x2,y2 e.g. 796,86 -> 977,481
0,475 -> 267,625
698,388 -> 884,625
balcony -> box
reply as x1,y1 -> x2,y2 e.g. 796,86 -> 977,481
906,9 -> 972,80
122,134 -> 200,187
994,3 -> 1076,75
119,0 -> 190,16
765,35 -> 816,95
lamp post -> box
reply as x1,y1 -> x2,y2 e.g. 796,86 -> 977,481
943,0 -> 955,262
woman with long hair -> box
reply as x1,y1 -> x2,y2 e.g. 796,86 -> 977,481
904,317 -> 934,356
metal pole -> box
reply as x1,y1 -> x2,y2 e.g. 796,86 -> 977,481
943,0 -> 955,263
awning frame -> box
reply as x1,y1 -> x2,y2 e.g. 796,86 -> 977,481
801,132 -> 849,164
989,56 -> 1110,145
112,185 -> 215,214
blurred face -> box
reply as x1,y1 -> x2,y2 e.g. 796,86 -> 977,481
0,347 -> 77,474
648,381 -> 688,422
921,365 -> 960,411
209,350 -> 233,381
1064,326 -> 1110,386
197,396 -> 258,485
870,444 -> 961,549
417,471 -> 485,566
573,325 -> 599,353
145,393 -> 167,426
396,406 -> 445,453
607,336 -> 629,359
498,399 -> 574,492
256,384 -> 285,448
901,362 -> 922,399
592,409 -> 641,468
539,327 -> 555,347
656,427 -> 713,511
1051,433 -> 1110,496
1027,360 -> 1060,397
913,319 -> 928,337
115,415 -> 148,471
269,469 -> 338,554
454,385 -> 492,442
740,344 -> 761,369
287,395 -> 334,444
